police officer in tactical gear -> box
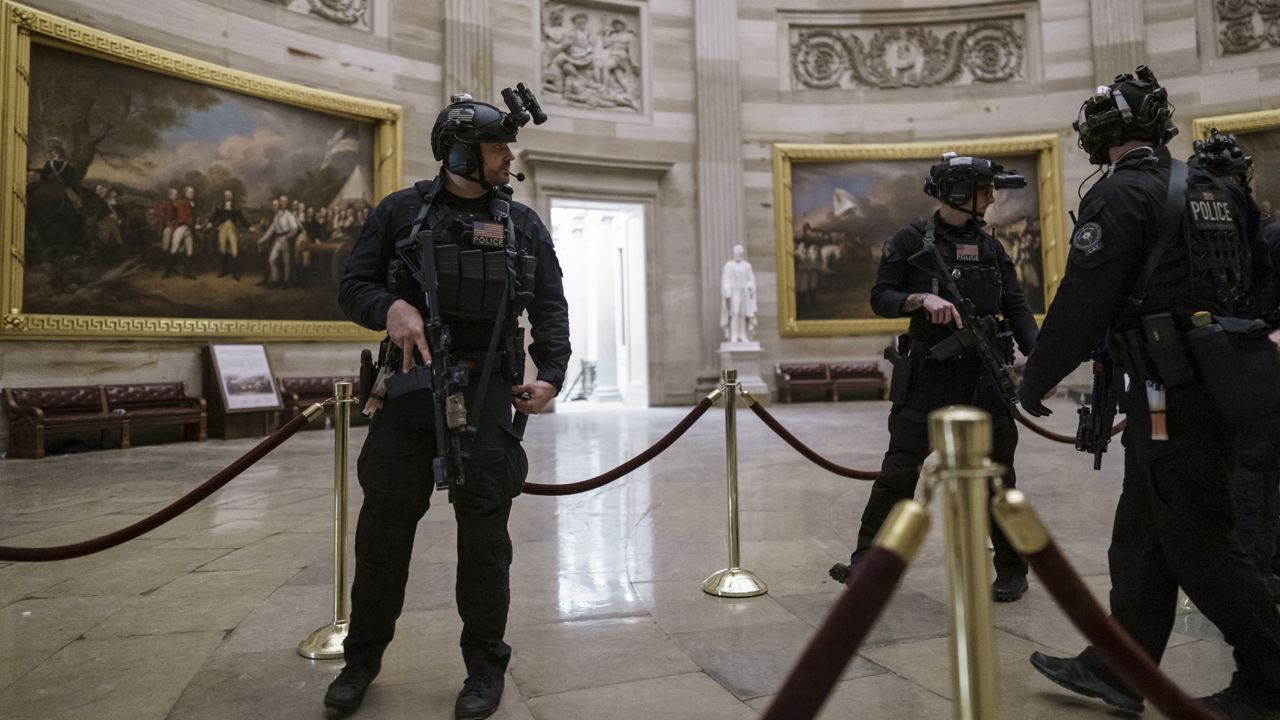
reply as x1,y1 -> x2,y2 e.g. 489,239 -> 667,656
325,88 -> 569,720
1020,66 -> 1280,718
1198,129 -> 1280,605
828,152 -> 1038,602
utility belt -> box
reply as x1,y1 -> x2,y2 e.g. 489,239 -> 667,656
1111,311 -> 1280,428
882,319 -> 1013,407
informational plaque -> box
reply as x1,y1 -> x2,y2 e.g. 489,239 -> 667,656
208,344 -> 283,412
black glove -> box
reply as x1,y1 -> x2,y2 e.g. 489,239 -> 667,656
1018,385 -> 1052,417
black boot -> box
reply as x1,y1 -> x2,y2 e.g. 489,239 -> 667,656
162,254 -> 176,278
218,254 -> 229,277
992,572 -> 1028,602
183,256 -> 197,279
1197,686 -> 1280,719
455,674 -> 503,720
829,549 -> 867,584
230,256 -> 240,281
324,665 -> 378,714
1029,652 -> 1143,714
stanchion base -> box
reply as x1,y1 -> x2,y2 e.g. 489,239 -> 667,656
297,620 -> 349,659
702,567 -> 768,597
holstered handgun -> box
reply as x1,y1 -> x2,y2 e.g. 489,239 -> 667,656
358,348 -> 375,409
884,333 -> 912,406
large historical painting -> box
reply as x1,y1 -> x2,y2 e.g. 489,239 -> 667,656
773,136 -> 1065,336
1194,110 -> 1280,215
0,2 -> 402,340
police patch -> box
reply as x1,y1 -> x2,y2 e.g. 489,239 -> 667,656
1071,222 -> 1104,256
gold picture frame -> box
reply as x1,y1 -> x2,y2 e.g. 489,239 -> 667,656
772,134 -> 1066,337
1193,108 -> 1280,216
0,1 -> 402,340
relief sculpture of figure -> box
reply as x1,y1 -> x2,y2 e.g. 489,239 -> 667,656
720,244 -> 758,344
598,17 -> 640,110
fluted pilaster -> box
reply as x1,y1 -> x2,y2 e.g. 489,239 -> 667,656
445,0 -> 491,101
1090,0 -> 1145,85
696,0 -> 745,370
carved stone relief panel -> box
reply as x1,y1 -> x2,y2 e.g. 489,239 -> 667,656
541,2 -> 644,114
790,18 -> 1026,90
259,0 -> 371,31
1215,0 -> 1280,55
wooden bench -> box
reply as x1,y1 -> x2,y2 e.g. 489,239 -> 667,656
776,363 -> 832,403
105,383 -> 206,442
3,385 -> 129,459
278,376 -> 367,427
830,362 -> 889,401
776,362 -> 888,403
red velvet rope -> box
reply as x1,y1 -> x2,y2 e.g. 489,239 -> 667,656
1025,540 -> 1223,720
760,546 -> 908,720
1014,409 -> 1126,444
745,401 -> 880,480
0,410 -> 317,563
522,396 -> 715,496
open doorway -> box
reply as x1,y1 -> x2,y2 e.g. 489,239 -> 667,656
550,199 -> 648,408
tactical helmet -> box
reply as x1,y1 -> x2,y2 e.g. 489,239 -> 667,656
924,152 -> 1026,215
430,84 -> 547,183
1193,127 -> 1253,185
1074,65 -> 1177,166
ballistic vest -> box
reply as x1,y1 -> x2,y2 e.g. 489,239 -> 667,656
405,181 -> 538,325
925,220 -> 1004,317
1134,166 -> 1248,318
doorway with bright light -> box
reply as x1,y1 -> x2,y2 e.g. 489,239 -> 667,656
550,199 -> 649,409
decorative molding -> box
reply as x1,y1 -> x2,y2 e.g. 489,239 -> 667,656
5,313 -> 379,340
259,0 -> 371,31
540,1 -> 644,114
15,6 -> 399,120
790,17 -> 1026,90
1215,0 -> 1280,55
519,148 -> 673,177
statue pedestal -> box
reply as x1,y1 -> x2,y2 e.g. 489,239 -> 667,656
719,341 -> 770,405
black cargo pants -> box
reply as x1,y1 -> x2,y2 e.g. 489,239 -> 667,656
1079,429 -> 1280,700
855,357 -> 1027,577
342,383 -> 528,679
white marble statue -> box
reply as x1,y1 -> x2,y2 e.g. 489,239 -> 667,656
720,244 -> 758,344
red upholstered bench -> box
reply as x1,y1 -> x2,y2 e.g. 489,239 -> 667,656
776,363 -> 832,403
830,362 -> 888,401
4,385 -> 129,459
278,376 -> 367,427
105,382 -> 207,442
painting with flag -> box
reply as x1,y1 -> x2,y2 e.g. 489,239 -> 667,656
772,136 -> 1066,336
0,3 -> 402,340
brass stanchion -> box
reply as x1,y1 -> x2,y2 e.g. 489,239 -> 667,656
930,406 -> 1000,720
702,369 -> 767,598
298,381 -> 353,659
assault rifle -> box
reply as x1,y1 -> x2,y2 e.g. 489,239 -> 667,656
1075,347 -> 1117,471
908,242 -> 1020,411
384,228 -> 470,493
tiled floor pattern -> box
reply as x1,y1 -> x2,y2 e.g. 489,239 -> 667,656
0,398 -> 1238,718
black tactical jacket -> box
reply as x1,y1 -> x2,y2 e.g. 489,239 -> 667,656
1022,147 -> 1263,453
871,212 -> 1038,355
339,177 -> 571,391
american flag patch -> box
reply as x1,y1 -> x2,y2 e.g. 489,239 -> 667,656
956,243 -> 980,262
472,221 -> 505,248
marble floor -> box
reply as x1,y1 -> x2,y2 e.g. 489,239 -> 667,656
0,397 -> 1240,719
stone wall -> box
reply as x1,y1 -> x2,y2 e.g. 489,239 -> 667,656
3,0 -> 1280,451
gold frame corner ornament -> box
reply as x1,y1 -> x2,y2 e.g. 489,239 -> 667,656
1192,107 -> 1280,140
0,0 -> 400,341
772,134 -> 1066,337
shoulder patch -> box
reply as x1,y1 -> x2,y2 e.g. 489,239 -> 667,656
1071,222 -> 1104,256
